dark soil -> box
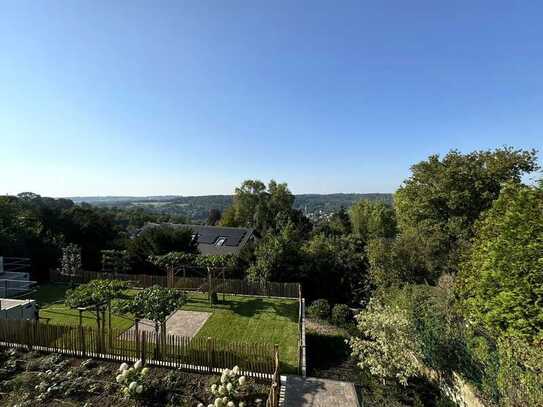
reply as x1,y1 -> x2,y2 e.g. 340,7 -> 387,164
0,347 -> 269,406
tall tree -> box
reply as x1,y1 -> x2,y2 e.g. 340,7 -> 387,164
207,208 -> 222,226
350,200 -> 396,242
220,179 -> 296,233
457,182 -> 543,341
127,225 -> 197,272
395,147 -> 538,275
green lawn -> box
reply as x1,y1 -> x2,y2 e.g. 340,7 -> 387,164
26,284 -> 299,373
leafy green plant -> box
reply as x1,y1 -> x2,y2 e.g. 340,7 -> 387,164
331,304 -> 353,327
307,299 -> 331,320
349,298 -> 421,385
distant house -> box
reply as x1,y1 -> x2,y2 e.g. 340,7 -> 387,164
142,224 -> 257,256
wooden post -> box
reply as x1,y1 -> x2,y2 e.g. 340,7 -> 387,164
95,306 -> 101,353
135,318 -> 140,357
154,322 -> 160,360
208,267 -> 212,306
79,309 -> 86,357
27,320 -> 34,351
140,330 -> 147,365
207,337 -> 213,373
108,300 -> 112,349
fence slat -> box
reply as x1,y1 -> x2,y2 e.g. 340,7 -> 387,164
50,269 -> 299,298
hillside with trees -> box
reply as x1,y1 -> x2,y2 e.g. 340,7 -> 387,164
2,147 -> 541,406
70,193 -> 393,223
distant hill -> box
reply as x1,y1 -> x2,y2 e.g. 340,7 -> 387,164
70,193 -> 393,222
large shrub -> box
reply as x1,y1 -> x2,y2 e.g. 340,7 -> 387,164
349,298 -> 421,385
307,299 -> 331,320
331,304 -> 353,327
457,182 -> 543,341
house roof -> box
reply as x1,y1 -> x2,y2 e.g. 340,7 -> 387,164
142,223 -> 256,256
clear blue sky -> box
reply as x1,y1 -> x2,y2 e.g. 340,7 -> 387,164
1,1 -> 542,197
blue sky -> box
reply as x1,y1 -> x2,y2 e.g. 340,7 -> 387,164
1,1 -> 542,196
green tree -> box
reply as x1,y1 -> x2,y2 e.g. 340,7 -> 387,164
367,232 -> 441,288
207,208 -> 222,225
119,286 -> 186,356
127,225 -> 197,272
314,206 -> 352,236
65,279 -> 128,350
220,179 -> 296,233
246,222 -> 302,283
395,148 -> 538,276
349,298 -> 421,385
457,182 -> 543,341
350,200 -> 396,242
302,233 -> 369,304
61,204 -> 120,270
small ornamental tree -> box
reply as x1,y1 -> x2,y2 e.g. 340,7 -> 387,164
65,279 -> 129,349
101,249 -> 131,274
120,286 -> 186,356
60,243 -> 82,282
348,299 -> 421,385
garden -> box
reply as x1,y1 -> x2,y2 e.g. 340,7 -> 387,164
25,282 -> 299,373
0,347 -> 270,406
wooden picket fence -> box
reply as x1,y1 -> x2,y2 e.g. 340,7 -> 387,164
266,347 -> 281,407
50,268 -> 300,298
0,319 -> 277,378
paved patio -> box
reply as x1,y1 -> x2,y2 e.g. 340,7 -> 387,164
283,376 -> 360,407
120,310 -> 211,340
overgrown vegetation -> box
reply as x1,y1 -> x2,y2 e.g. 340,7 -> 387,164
2,146 -> 542,405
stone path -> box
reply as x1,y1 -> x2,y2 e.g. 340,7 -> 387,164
283,376 -> 360,407
120,310 -> 211,341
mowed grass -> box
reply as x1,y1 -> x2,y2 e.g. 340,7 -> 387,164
26,284 -> 299,372
184,292 -> 299,372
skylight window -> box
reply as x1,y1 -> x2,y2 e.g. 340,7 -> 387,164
215,237 -> 226,246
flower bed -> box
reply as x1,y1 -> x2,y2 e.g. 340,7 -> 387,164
0,347 -> 269,406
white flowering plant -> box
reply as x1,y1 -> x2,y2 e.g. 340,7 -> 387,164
115,360 -> 149,399
198,366 -> 251,407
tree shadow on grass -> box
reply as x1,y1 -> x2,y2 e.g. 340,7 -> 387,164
271,301 -> 299,322
230,298 -> 269,317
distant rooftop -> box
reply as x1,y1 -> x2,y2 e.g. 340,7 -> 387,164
143,223 -> 256,256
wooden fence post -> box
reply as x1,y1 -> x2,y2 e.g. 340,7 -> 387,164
140,331 -> 147,365
27,320 -> 34,351
80,325 -> 86,357
207,337 -> 213,373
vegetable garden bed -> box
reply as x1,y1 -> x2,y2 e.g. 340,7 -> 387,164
0,347 -> 270,406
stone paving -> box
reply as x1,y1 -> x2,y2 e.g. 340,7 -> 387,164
283,375 -> 360,407
120,310 -> 211,341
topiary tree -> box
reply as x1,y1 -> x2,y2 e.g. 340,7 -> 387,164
60,243 -> 82,284
306,299 -> 331,320
331,304 -> 353,327
101,249 -> 131,274
120,286 -> 186,357
65,279 -> 129,350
